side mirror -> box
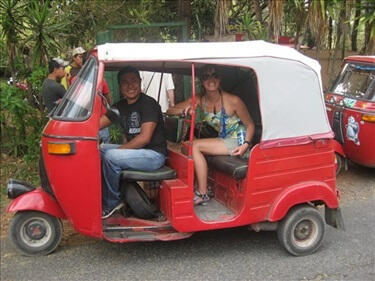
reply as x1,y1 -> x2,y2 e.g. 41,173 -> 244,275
107,106 -> 120,120
98,90 -> 120,121
98,90 -> 110,110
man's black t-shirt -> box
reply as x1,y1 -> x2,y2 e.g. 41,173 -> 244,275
106,94 -> 167,156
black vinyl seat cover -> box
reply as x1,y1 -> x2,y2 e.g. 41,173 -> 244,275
207,156 -> 248,180
121,166 -> 176,181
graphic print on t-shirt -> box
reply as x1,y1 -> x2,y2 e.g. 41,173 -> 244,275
128,111 -> 141,135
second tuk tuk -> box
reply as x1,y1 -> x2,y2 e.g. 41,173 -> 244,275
6,41 -> 344,257
325,56 -> 375,172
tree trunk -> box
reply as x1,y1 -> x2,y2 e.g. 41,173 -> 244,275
351,0 -> 361,51
253,0 -> 262,24
294,1 -> 307,50
178,0 -> 191,41
268,0 -> 284,43
328,16 -> 333,50
9,45 -> 17,80
214,0 -> 230,38
341,0 -> 350,60
330,0 -> 345,85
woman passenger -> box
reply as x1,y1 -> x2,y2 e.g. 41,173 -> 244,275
167,65 -> 254,205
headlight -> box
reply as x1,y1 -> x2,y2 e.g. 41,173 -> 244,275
7,179 -> 36,199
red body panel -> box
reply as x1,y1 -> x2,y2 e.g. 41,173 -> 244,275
161,140 -> 337,233
245,140 -> 336,222
345,56 -> 375,64
40,77 -> 105,238
7,189 -> 66,219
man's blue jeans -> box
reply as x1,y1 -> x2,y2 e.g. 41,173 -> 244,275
99,127 -> 110,144
100,144 -> 165,212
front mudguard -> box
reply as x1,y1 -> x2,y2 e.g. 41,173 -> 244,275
7,188 -> 66,219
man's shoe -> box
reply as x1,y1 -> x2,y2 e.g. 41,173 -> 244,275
102,202 -> 124,219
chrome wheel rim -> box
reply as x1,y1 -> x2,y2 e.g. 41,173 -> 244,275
20,217 -> 52,248
292,218 -> 318,248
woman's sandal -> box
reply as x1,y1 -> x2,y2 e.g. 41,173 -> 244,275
194,191 -> 210,206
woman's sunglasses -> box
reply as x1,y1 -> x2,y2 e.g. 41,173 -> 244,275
201,72 -> 219,81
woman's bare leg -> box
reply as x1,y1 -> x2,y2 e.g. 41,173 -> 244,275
192,138 -> 230,195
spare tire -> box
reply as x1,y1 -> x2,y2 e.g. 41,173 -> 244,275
124,182 -> 158,219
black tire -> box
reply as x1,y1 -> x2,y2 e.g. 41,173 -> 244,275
9,211 -> 63,256
277,205 -> 325,256
335,153 -> 344,176
124,182 -> 158,219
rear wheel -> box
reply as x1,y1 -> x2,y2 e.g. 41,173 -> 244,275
277,205 -> 325,256
124,182 -> 158,219
9,211 -> 62,256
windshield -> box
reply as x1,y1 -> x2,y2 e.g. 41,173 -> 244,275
53,57 -> 98,120
331,62 -> 375,101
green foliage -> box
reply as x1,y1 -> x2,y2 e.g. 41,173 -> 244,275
25,0 -> 70,66
109,126 -> 123,144
0,0 -> 27,76
27,65 -> 48,110
1,83 -> 31,156
0,67 -> 48,162
191,0 -> 215,40
231,14 -> 268,40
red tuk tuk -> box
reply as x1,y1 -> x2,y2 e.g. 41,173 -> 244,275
325,56 -> 375,172
6,41 -> 344,257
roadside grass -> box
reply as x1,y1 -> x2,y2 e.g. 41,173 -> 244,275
0,153 -> 39,238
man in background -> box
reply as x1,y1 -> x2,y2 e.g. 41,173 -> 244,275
61,47 -> 85,90
140,71 -> 175,112
42,58 -> 67,113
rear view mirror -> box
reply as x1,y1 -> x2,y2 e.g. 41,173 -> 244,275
107,106 -> 120,121
98,90 -> 110,110
98,90 -> 120,121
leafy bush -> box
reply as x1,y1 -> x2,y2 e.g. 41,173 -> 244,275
0,66 -> 48,162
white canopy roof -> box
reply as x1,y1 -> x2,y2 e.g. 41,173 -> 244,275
97,41 -> 332,143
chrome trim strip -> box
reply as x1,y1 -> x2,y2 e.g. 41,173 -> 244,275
43,133 -> 97,141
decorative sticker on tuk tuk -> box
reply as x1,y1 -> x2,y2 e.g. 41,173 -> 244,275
346,116 -> 360,145
344,98 -> 357,108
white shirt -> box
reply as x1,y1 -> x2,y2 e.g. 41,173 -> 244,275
140,71 -> 175,112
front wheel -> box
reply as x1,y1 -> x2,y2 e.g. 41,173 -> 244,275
9,211 -> 63,256
277,205 -> 325,256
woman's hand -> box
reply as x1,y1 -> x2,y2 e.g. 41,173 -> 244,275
231,143 -> 249,156
182,105 -> 193,117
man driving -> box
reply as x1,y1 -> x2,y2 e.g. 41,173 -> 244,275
99,66 -> 167,219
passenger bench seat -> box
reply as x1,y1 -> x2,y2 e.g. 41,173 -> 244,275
207,156 -> 248,180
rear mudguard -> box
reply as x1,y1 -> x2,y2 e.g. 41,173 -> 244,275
325,206 -> 345,230
333,139 -> 345,158
7,188 -> 66,219
268,181 -> 339,222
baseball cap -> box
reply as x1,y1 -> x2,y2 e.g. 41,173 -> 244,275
52,57 -> 69,67
72,47 -> 86,57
